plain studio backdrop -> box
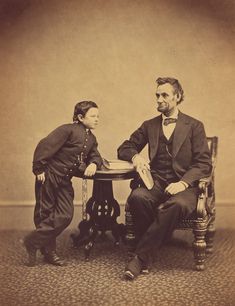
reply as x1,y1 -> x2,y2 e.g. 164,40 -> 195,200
0,0 -> 234,228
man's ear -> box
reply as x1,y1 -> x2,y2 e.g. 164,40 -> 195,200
176,93 -> 181,102
77,114 -> 84,122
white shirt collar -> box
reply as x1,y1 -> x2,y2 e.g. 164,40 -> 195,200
162,108 -> 179,121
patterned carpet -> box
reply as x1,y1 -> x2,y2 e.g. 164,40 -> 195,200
0,228 -> 234,306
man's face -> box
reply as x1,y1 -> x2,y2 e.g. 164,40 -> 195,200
79,107 -> 99,129
156,83 -> 179,116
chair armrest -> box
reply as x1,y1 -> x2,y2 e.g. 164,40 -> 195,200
199,157 -> 216,191
198,176 -> 212,191
196,136 -> 217,219
196,176 -> 212,218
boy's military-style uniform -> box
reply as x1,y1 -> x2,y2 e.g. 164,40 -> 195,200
25,122 -> 102,255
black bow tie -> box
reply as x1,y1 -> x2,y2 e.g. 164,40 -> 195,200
163,118 -> 177,126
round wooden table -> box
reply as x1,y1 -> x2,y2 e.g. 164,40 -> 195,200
71,167 -> 136,260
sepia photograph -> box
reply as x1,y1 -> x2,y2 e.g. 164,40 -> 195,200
0,0 -> 234,305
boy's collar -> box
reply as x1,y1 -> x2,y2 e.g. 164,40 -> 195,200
74,121 -> 91,133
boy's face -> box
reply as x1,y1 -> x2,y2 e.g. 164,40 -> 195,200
79,107 -> 99,129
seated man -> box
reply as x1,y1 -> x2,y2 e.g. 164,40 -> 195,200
117,77 -> 212,280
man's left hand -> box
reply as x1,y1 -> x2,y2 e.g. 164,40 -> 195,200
84,163 -> 97,177
165,181 -> 187,195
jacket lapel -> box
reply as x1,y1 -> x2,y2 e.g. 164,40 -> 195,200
149,116 -> 161,160
172,112 -> 191,158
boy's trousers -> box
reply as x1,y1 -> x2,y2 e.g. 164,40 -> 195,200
25,169 -> 74,252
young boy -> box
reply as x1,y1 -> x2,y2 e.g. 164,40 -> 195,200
24,101 -> 102,267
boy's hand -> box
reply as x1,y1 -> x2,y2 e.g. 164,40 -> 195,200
36,172 -> 45,184
84,163 -> 97,177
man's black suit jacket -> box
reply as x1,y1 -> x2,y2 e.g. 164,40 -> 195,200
117,112 -> 212,186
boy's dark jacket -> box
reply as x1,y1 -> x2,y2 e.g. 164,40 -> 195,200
33,123 -> 102,177
118,112 -> 212,187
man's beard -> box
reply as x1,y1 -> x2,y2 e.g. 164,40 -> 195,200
157,103 -> 168,113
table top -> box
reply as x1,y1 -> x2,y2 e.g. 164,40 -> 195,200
93,167 -> 136,180
74,166 -> 136,181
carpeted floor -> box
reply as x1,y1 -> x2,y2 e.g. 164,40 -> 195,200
0,228 -> 234,306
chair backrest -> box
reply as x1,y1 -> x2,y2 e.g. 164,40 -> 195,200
206,137 -> 218,201
207,136 -> 218,170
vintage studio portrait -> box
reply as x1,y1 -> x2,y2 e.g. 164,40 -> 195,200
0,0 -> 234,305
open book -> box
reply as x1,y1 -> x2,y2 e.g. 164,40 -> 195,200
102,158 -> 134,170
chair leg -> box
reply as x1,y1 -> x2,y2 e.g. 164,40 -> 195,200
193,224 -> 207,271
205,220 -> 216,254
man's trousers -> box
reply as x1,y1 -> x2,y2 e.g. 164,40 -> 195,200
127,179 -> 198,263
25,170 -> 74,252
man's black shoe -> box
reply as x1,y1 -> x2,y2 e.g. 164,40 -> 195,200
124,255 -> 148,280
141,263 -> 149,274
23,239 -> 37,267
44,251 -> 66,266
40,247 -> 46,255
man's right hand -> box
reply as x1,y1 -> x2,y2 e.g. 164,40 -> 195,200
36,172 -> 45,184
132,154 -> 150,171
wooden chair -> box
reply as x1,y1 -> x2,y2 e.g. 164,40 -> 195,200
125,136 -> 218,271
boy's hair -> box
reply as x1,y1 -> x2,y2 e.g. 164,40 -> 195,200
73,101 -> 98,122
156,77 -> 184,104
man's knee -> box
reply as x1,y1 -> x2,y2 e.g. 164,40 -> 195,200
128,187 -> 149,209
127,188 -> 158,219
169,194 -> 196,216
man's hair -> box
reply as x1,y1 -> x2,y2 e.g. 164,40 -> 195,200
156,77 -> 184,104
73,101 -> 98,122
